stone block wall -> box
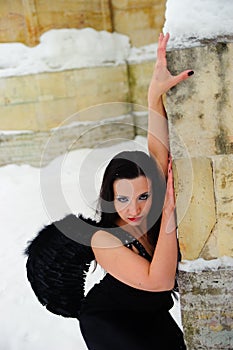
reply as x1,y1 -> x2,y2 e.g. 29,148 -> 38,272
111,0 -> 165,46
166,41 -> 233,349
0,65 -> 130,131
166,42 -> 233,261
0,0 -> 163,167
0,57 -> 154,167
0,0 -> 112,46
0,0 -> 166,46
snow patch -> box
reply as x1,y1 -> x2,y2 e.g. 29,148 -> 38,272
179,256 -> 233,272
0,28 -> 130,78
164,0 -> 233,48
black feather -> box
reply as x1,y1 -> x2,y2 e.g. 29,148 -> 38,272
24,214 -> 99,318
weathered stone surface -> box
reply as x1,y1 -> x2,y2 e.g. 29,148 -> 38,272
0,1 -> 28,43
166,41 -> 233,158
199,154 -> 233,258
36,0 -> 112,35
178,268 -> 233,349
111,0 -> 166,47
212,155 -> 233,257
0,114 -> 135,167
173,158 -> 216,260
167,41 -> 233,349
128,60 -> 154,107
0,103 -> 38,130
0,0 -> 112,46
199,226 -> 219,260
0,65 -> 130,131
0,0 -> 166,47
1,75 -> 38,105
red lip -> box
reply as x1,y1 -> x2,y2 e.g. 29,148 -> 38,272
128,217 -> 142,222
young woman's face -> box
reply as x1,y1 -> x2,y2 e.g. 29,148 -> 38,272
113,176 -> 152,226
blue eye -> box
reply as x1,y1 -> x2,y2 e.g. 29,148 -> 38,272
116,196 -> 129,203
139,193 -> 150,201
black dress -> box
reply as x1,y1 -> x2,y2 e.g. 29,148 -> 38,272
79,228 -> 186,350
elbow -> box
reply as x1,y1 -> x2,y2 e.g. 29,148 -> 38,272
135,276 -> 175,292
149,277 -> 175,292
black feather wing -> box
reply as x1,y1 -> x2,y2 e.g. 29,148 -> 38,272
24,214 -> 98,318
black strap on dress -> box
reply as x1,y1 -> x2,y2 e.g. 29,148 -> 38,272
111,227 -> 152,262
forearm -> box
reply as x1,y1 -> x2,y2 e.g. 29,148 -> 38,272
148,94 -> 166,117
147,32 -> 193,175
148,156 -> 178,291
148,95 -> 169,176
149,211 -> 178,290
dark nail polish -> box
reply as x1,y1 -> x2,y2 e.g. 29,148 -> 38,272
188,70 -> 194,76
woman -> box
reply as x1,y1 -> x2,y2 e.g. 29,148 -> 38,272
78,33 -> 194,350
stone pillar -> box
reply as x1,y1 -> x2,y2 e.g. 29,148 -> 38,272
166,40 -> 233,349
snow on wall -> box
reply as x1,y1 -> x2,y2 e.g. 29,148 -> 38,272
164,0 -> 233,48
1,0 -> 233,78
179,256 -> 233,272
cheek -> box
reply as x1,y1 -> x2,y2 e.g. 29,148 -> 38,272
114,201 -> 128,215
142,198 -> 152,213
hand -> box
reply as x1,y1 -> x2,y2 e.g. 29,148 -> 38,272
148,32 -> 194,105
162,156 -> 177,233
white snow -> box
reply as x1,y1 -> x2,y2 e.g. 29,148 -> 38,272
179,256 -> 233,272
0,28 -> 131,78
164,0 -> 233,48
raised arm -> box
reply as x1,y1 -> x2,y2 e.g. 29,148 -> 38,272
147,33 -> 194,175
91,34 -> 194,292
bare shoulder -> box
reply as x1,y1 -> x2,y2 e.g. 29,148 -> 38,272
91,230 -> 123,249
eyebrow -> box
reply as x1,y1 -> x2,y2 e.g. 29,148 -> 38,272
115,191 -> 151,198
139,191 -> 151,197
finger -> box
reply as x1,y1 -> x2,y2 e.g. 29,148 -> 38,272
158,32 -> 164,46
167,173 -> 174,197
162,32 -> 170,48
168,155 -> 173,175
173,70 -> 194,84
167,162 -> 175,195
157,33 -> 164,61
157,32 -> 169,64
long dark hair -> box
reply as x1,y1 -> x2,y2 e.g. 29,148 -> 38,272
96,150 -> 166,249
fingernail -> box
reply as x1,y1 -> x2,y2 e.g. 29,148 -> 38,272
188,70 -> 194,76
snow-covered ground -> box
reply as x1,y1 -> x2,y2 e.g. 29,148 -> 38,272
1,0 -> 233,348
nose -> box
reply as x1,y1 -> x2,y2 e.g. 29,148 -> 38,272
128,201 -> 140,217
